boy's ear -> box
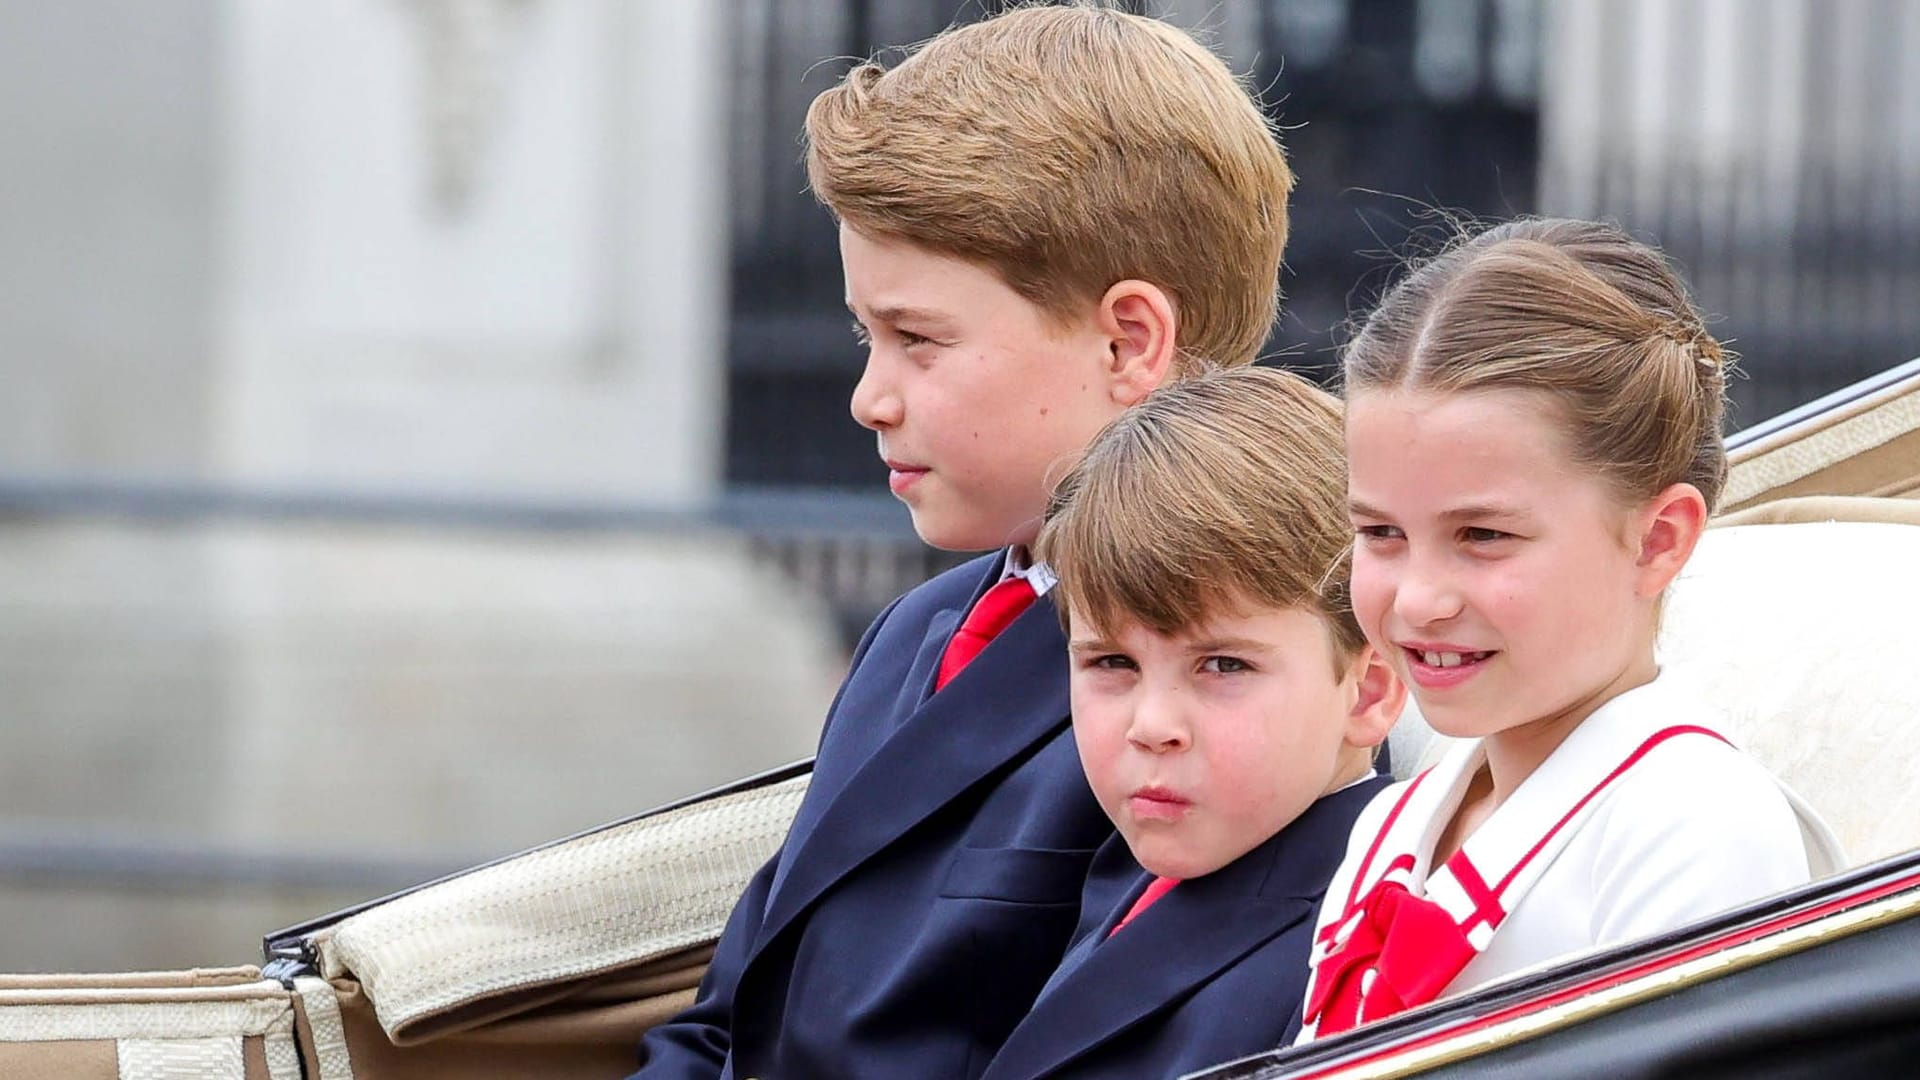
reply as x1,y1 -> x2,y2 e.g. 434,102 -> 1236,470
1343,644 -> 1405,751
1097,280 -> 1179,407
1633,482 -> 1708,598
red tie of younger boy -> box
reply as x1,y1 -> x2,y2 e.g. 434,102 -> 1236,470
935,577 -> 1038,690
1108,875 -> 1181,937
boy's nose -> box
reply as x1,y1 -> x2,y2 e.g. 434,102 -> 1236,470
849,356 -> 902,431
1126,692 -> 1191,753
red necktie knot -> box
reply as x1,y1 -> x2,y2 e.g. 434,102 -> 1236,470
1305,875 -> 1477,1036
935,577 -> 1037,690
1107,875 -> 1179,937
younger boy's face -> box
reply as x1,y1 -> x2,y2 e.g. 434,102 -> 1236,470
842,226 -> 1138,550
1068,603 -> 1378,880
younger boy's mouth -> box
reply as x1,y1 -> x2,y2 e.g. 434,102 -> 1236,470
1129,786 -> 1192,822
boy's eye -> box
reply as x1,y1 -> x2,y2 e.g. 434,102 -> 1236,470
1200,655 -> 1251,675
1081,653 -> 1136,672
1461,526 -> 1513,544
897,329 -> 934,348
849,320 -> 872,347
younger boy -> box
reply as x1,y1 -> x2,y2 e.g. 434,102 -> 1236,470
634,7 -> 1294,1080
980,366 -> 1404,1080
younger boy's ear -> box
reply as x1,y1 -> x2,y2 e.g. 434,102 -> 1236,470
1344,645 -> 1406,751
1633,482 -> 1709,598
1098,280 -> 1179,407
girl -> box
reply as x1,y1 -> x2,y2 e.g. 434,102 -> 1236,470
1297,218 -> 1842,1039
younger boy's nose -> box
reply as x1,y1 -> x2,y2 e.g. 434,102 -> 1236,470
1126,694 -> 1190,753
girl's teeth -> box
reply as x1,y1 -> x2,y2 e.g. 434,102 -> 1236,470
1421,651 -> 1469,668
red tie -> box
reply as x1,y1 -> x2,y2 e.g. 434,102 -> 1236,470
935,577 -> 1037,690
1108,876 -> 1179,937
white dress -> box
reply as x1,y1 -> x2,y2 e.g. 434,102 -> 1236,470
1295,673 -> 1843,1041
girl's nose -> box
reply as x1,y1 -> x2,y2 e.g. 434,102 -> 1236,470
1393,561 -> 1465,628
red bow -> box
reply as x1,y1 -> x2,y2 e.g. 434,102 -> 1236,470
1305,875 -> 1478,1036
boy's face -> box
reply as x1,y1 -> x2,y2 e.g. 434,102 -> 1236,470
842,226 -> 1137,550
1068,602 -> 1380,880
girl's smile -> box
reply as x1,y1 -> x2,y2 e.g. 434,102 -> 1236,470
1346,387 -> 1659,765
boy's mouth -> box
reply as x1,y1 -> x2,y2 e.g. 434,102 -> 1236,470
883,460 -> 929,495
1129,786 -> 1192,822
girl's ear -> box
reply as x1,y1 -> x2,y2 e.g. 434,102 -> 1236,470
1098,280 -> 1179,406
1344,644 -> 1407,751
1634,482 -> 1709,597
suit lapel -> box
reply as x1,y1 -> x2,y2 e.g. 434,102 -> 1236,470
990,777 -> 1388,1079
754,588 -> 1074,951
997,859 -> 1311,1078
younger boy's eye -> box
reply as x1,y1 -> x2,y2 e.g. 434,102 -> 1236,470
1200,656 -> 1251,675
1082,653 -> 1136,672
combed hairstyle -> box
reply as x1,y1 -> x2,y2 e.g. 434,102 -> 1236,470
1344,217 -> 1735,512
804,3 -> 1294,371
1035,365 -> 1366,669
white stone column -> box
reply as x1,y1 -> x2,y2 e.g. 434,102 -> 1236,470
212,0 -> 726,506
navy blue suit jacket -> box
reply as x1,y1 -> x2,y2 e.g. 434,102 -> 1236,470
634,552 -> 1119,1080
978,774 -> 1390,1080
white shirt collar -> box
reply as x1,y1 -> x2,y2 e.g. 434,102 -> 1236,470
998,546 -> 1058,596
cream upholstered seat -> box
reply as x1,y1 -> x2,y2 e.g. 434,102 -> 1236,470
1657,519 -> 1920,867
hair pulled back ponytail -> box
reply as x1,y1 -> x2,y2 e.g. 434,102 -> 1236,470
1344,218 -> 1735,511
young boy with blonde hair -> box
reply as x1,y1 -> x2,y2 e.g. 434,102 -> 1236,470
978,365 -> 1403,1079
635,6 -> 1294,1079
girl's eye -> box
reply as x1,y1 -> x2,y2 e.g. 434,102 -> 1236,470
1200,656 -> 1251,675
1355,524 -> 1403,542
1461,526 -> 1512,544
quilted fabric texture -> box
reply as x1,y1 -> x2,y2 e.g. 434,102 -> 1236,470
321,773 -> 809,1040
117,1036 -> 244,1080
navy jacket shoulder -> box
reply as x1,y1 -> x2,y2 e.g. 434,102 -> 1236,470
636,552 -> 1115,1080
980,774 -> 1391,1080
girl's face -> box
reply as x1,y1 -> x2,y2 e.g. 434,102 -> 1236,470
1345,388 -> 1660,744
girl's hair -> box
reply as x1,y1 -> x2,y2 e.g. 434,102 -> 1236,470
1343,218 -> 1734,511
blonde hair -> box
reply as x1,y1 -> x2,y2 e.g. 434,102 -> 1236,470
804,4 -> 1294,371
1344,218 -> 1734,511
1035,365 -> 1365,666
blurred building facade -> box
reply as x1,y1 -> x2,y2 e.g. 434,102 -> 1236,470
1539,0 -> 1920,425
0,0 -> 842,970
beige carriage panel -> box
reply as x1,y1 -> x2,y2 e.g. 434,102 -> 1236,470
315,771 -> 808,1056
1724,362 -> 1920,512
0,974 -> 305,1080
